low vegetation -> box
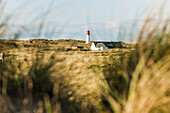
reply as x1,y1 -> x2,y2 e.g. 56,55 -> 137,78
0,39 -> 133,113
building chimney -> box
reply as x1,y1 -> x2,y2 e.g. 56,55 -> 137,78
86,30 -> 90,44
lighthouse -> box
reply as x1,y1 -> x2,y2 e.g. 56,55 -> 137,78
86,30 -> 90,44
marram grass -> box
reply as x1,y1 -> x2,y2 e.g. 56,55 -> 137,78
0,10 -> 170,113
103,18 -> 170,113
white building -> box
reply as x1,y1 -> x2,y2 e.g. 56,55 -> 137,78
91,42 -> 108,50
91,42 -> 122,51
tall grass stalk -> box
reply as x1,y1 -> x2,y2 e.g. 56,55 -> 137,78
103,17 -> 170,113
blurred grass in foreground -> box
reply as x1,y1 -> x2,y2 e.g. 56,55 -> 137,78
103,18 -> 170,113
0,17 -> 169,113
0,0 -> 170,112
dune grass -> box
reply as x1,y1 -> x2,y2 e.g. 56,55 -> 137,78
0,0 -> 170,112
0,21 -> 169,112
102,18 -> 170,113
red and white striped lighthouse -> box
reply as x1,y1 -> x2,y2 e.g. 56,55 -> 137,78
86,30 -> 90,44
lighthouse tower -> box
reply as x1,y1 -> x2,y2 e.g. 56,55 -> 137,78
86,30 -> 90,44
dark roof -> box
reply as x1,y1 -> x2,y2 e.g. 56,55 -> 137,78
94,42 -> 122,48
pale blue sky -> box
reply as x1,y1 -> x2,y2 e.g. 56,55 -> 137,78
3,0 -> 169,25
1,0 -> 170,41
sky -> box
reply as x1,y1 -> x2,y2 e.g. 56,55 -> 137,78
0,0 -> 170,42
